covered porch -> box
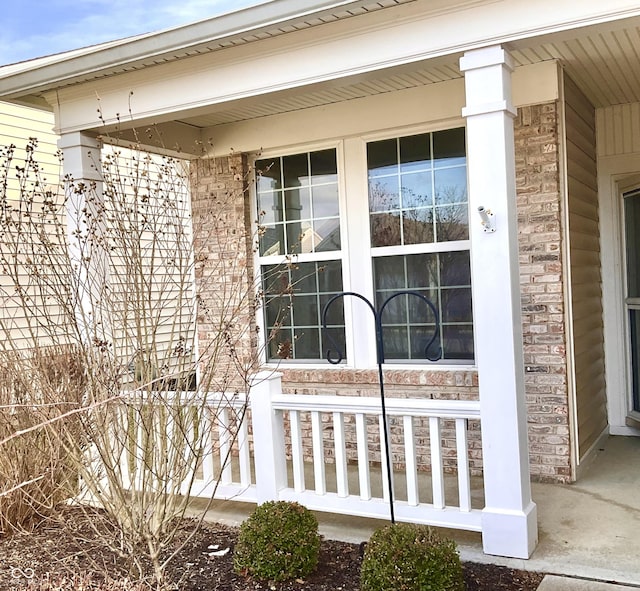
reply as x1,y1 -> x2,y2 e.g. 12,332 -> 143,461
196,434 -> 640,586
2,0 -> 640,567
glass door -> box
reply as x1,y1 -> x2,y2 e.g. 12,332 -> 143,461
624,188 -> 640,414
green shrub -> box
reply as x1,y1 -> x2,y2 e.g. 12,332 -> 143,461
360,523 -> 464,591
233,501 -> 320,582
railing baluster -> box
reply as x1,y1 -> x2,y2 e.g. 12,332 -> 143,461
333,412 -> 348,497
379,414 -> 393,502
311,410 -> 326,495
430,416 -> 445,509
237,406 -> 251,488
199,406 -> 214,486
456,418 -> 472,512
290,410 -> 305,492
403,415 -> 418,506
218,406 -> 232,485
355,413 -> 371,500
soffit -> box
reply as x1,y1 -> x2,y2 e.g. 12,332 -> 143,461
171,15 -> 640,130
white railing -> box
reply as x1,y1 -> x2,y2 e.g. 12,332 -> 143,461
114,372 -> 483,533
250,373 -> 482,532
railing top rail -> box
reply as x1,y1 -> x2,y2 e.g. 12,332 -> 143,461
270,393 -> 480,418
119,391 -> 248,408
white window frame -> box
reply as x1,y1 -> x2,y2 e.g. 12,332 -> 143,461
252,123 -> 475,371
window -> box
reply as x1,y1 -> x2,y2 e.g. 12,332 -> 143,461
368,129 -> 473,361
255,128 -> 473,364
256,150 -> 345,361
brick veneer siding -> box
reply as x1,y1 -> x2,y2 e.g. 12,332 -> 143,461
190,154 -> 259,392
191,100 -> 572,483
515,102 -> 571,483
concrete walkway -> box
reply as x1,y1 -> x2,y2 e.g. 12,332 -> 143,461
197,435 -> 640,590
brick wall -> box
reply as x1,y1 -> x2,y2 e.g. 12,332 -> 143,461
515,103 -> 571,483
190,154 -> 259,392
191,101 -> 573,483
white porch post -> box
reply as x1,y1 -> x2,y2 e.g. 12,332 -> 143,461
58,132 -> 109,342
250,371 -> 288,503
460,46 -> 538,559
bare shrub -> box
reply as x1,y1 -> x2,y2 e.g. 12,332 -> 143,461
0,347 -> 86,534
0,135 -> 262,589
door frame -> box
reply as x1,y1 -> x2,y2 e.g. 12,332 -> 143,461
599,163 -> 640,435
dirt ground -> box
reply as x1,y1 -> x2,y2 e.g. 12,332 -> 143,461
0,509 -> 544,590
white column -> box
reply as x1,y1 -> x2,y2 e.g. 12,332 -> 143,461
58,132 -> 109,344
249,371 -> 287,503
460,46 -> 538,559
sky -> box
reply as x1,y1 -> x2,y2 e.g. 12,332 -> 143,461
1,0 -> 271,65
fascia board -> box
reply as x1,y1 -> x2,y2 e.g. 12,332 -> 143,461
0,0 -> 365,99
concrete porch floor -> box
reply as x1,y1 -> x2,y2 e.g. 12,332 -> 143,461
197,435 -> 640,588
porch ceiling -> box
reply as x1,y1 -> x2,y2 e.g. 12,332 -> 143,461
173,15 -> 640,130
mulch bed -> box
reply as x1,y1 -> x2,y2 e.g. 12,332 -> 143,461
0,508 -> 544,590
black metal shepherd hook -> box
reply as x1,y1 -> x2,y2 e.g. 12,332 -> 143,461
321,291 -> 441,524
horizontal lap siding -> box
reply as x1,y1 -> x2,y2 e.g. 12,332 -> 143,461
0,103 -> 71,350
564,76 -> 608,459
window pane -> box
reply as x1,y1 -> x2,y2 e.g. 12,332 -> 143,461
400,133 -> 431,173
320,294 -> 344,326
407,289 -> 438,323
401,172 -> 432,208
294,328 -> 321,359
379,293 -> 407,324
321,326 -> 346,361
434,167 -> 467,205
256,158 -> 281,191
440,251 -> 471,286
367,138 -> 398,177
257,149 -> 340,255
265,296 -> 291,327
259,224 -> 284,256
433,128 -> 466,167
317,260 -> 343,292
406,253 -> 438,288
283,153 -> 308,188
442,325 -> 474,360
315,217 -> 341,252
403,208 -> 434,245
381,326 -> 409,359
373,256 -> 405,289
370,212 -> 401,247
435,205 -> 468,242
310,149 -> 337,178
369,177 -> 400,212
410,325 -> 440,359
257,190 -> 282,225
291,263 -> 318,294
284,187 -> 311,221
269,327 -> 294,360
286,220 -> 313,254
441,288 -> 473,323
292,295 -> 319,326
312,184 -> 339,218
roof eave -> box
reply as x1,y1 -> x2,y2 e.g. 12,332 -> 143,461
0,0 -> 366,102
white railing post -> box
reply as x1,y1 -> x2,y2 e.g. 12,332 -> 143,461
250,371 -> 287,503
461,45 -> 538,559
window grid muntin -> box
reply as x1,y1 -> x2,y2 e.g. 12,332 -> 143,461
368,128 -> 473,362
373,251 -> 473,361
262,260 -> 345,361
368,129 -> 468,249
256,150 -> 340,256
